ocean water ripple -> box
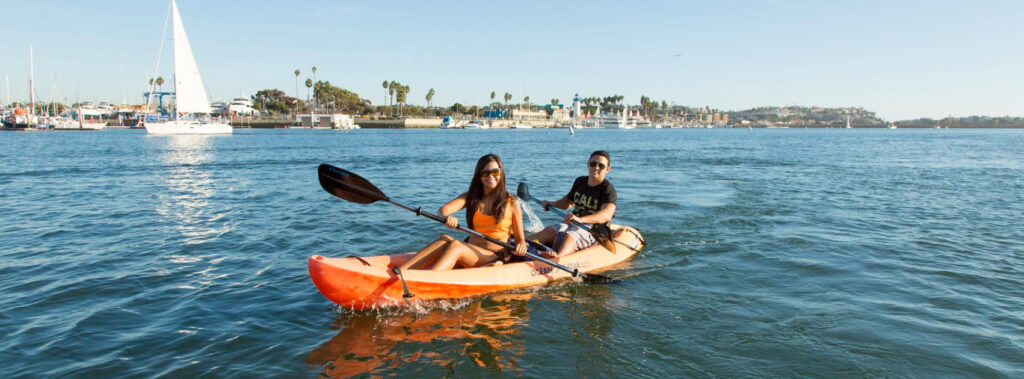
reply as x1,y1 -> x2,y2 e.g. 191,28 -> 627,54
1,128 -> 1023,376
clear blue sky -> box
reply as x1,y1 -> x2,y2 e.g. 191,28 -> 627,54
3,0 -> 1022,120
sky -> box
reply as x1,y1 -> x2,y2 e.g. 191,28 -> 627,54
2,0 -> 1022,120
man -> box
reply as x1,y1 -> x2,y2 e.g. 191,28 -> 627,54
529,150 -> 617,258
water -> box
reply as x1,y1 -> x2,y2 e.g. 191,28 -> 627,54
1,128 -> 1022,377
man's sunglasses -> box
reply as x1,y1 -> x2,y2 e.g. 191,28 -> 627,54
588,161 -> 607,170
480,168 -> 501,178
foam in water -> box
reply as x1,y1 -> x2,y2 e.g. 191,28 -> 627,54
520,200 -> 546,234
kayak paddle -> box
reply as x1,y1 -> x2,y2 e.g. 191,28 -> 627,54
317,164 -> 615,283
516,182 -> 616,253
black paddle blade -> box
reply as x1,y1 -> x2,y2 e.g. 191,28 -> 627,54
317,164 -> 388,204
516,182 -> 530,200
590,223 -> 617,254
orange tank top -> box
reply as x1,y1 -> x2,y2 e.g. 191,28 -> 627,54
472,197 -> 514,241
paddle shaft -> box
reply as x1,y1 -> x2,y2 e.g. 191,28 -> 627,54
527,195 -> 596,232
384,199 -> 582,278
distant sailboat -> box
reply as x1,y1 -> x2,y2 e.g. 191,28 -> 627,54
144,0 -> 231,135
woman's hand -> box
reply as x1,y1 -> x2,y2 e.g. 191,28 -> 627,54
513,241 -> 528,256
444,216 -> 458,229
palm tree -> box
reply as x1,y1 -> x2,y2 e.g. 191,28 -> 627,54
155,77 -> 164,92
294,69 -> 300,100
388,82 -> 397,117
305,78 -> 312,103
382,81 -> 389,113
503,93 -> 512,119
523,96 -> 530,110
426,88 -> 435,108
551,98 -> 559,105
396,85 -> 409,116
311,66 -> 318,111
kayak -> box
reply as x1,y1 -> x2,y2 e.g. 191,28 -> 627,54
308,224 -> 646,310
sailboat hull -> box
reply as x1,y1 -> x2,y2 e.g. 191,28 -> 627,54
145,120 -> 232,135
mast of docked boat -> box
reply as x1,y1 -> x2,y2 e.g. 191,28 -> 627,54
171,0 -> 178,122
76,82 -> 83,129
29,45 -> 35,128
146,1 -> 173,120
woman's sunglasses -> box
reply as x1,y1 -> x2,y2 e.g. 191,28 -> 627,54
480,168 -> 501,178
588,161 -> 607,170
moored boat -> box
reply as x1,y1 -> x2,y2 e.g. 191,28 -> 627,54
308,224 -> 645,310
143,0 -> 232,135
463,120 -> 487,129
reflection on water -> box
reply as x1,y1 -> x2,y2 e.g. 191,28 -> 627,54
307,292 -> 532,376
307,293 -> 533,377
154,135 -> 231,244
307,283 -> 618,377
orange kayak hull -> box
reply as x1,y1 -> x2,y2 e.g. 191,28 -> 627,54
308,225 -> 645,310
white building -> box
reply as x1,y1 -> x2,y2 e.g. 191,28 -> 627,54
295,113 -> 359,129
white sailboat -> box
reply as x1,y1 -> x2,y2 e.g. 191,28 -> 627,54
144,0 -> 231,135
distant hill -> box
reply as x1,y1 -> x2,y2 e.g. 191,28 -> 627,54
725,106 -> 1024,128
895,115 -> 1024,128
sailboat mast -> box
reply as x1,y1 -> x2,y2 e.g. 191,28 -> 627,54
147,1 -> 173,113
29,45 -> 35,127
172,74 -> 178,120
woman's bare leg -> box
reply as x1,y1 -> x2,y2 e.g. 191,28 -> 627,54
400,235 -> 456,270
429,241 -> 500,270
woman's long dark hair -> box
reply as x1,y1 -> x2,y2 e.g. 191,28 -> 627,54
465,154 -> 509,230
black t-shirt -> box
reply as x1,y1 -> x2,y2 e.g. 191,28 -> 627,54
565,176 -> 617,218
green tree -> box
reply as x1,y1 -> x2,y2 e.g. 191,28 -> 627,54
252,88 -> 303,115
503,92 -> 512,118
311,66 -> 318,110
312,81 -> 372,114
396,84 -> 409,116
305,79 -> 313,102
524,96 -> 530,110
551,98 -> 559,105
426,88 -> 435,108
294,69 -> 300,99
382,81 -> 389,112
155,77 -> 164,92
388,81 -> 398,116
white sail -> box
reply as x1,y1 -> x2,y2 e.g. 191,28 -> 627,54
145,0 -> 231,135
170,0 -> 211,114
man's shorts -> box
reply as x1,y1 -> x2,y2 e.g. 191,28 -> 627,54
553,222 -> 596,252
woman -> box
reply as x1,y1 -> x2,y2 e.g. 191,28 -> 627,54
399,154 -> 528,270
